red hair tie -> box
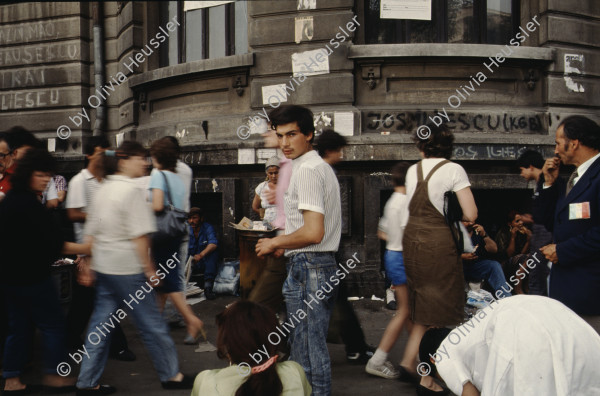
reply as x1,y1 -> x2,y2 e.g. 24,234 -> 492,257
251,355 -> 278,375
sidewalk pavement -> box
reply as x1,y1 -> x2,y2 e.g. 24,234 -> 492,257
9,295 -> 417,395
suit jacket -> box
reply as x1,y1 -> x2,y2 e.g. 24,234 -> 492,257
538,155 -> 600,315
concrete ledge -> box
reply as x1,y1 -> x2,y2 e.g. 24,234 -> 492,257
348,44 -> 554,61
128,53 -> 254,88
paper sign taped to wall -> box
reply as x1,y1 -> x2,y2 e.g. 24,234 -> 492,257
262,84 -> 287,105
380,0 -> 431,20
257,149 -> 278,163
291,48 -> 329,77
295,16 -> 314,43
238,148 -> 255,164
297,0 -> 316,10
564,54 -> 585,93
334,112 -> 354,136
184,1 -> 234,11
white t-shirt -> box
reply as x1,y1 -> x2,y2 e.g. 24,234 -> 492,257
176,160 -> 192,212
405,158 -> 471,215
42,177 -> 58,204
84,175 -> 156,275
379,192 -> 409,251
65,169 -> 102,243
255,180 -> 277,224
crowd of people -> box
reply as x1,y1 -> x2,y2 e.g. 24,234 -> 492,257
0,108 -> 599,396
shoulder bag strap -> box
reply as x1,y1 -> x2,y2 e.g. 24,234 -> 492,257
159,171 -> 174,208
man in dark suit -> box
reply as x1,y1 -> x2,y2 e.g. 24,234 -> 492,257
539,115 -> 600,331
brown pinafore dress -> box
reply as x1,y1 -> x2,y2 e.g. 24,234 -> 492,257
402,160 -> 464,326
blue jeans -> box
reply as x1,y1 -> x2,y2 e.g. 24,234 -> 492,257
463,259 -> 512,299
282,252 -> 339,396
2,277 -> 67,378
77,273 -> 179,388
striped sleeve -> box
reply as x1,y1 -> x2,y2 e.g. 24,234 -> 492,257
296,165 -> 325,214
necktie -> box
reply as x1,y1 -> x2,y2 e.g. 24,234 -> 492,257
566,170 -> 578,195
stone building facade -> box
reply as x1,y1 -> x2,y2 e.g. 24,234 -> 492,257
1,1 -> 598,294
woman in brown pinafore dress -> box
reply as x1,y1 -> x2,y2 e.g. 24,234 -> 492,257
401,125 -> 477,395
403,160 -> 464,326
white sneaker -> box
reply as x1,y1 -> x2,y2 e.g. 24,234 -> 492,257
366,359 -> 400,379
385,287 -> 396,310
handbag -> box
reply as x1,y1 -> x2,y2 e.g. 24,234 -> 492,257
153,171 -> 188,242
443,190 -> 464,254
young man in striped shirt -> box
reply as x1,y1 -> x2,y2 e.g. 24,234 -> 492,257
256,105 -> 341,396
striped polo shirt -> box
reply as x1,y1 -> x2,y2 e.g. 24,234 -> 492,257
284,150 -> 341,256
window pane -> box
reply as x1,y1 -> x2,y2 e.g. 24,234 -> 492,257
408,19 -> 437,43
234,1 -> 248,55
487,0 -> 512,44
208,5 -> 226,59
185,9 -> 204,62
365,0 -> 398,44
168,1 -> 179,65
447,0 -> 475,43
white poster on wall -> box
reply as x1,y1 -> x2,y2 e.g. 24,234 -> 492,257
291,48 -> 330,77
262,84 -> 287,106
297,0 -> 316,10
333,112 -> 354,136
564,54 -> 585,93
238,148 -> 255,164
380,0 -> 431,20
184,1 -> 234,11
295,16 -> 314,44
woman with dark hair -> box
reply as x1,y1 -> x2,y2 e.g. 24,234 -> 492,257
191,301 -> 311,396
76,141 -> 193,393
0,148 -> 90,393
148,137 -> 204,344
402,124 -> 478,395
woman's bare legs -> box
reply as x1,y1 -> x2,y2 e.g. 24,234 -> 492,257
167,291 -> 204,338
378,285 -> 410,352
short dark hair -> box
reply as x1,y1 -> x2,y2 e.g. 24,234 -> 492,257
419,328 -> 451,377
516,150 -> 544,170
315,129 -> 347,157
268,105 -> 315,143
188,207 -> 203,219
103,140 -> 147,176
150,137 -> 178,172
83,135 -> 110,156
391,162 -> 410,187
559,115 -> 600,151
11,148 -> 56,192
5,126 -> 41,151
163,136 -> 181,155
414,124 -> 454,159
216,301 -> 283,396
